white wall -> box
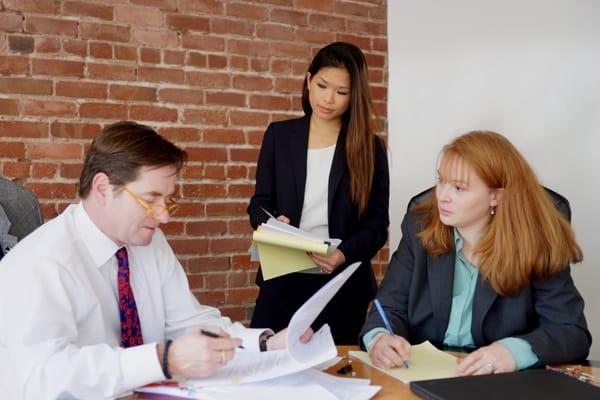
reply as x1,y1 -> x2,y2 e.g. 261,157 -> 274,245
388,0 -> 600,358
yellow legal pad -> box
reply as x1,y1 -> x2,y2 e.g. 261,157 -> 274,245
349,341 -> 457,383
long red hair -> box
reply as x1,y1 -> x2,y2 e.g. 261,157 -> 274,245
415,131 -> 582,295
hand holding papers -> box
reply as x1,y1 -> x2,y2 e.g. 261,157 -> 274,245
250,214 -> 342,280
349,341 -> 457,383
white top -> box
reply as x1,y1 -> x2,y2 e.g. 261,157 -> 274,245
0,203 -> 266,400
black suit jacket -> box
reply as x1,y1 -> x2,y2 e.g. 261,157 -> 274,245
360,210 -> 591,365
248,115 -> 390,300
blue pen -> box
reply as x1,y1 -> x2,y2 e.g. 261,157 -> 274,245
373,299 -> 409,368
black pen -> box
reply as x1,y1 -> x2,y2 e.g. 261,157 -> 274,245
200,329 -> 245,349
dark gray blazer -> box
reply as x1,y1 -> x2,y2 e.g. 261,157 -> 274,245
0,177 -> 43,241
360,209 -> 591,366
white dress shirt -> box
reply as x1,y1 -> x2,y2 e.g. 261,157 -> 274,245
0,203 -> 266,399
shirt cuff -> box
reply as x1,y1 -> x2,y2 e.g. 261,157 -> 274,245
119,343 -> 165,392
363,327 -> 389,351
228,322 -> 273,352
498,337 -> 539,370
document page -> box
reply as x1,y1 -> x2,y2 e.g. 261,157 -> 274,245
349,341 -> 457,383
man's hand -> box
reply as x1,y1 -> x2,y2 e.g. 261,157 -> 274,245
368,333 -> 411,370
166,327 -> 242,378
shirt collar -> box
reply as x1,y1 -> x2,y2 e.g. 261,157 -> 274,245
74,202 -> 120,268
453,228 -> 463,254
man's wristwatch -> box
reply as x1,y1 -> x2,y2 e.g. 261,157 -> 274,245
259,331 -> 274,352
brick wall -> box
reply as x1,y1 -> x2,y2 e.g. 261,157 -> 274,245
0,0 -> 388,322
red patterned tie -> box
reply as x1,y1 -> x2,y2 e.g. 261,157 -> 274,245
116,247 -> 144,348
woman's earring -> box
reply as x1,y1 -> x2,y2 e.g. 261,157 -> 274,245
490,206 -> 495,215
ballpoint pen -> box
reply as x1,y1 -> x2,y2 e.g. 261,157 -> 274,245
200,329 -> 245,349
373,299 -> 409,368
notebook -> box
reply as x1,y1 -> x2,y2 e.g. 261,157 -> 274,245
410,369 -> 600,400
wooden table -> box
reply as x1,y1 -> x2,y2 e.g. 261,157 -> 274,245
134,346 -> 600,399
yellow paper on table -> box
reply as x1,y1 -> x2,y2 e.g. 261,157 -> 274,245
349,341 -> 457,383
253,228 -> 329,280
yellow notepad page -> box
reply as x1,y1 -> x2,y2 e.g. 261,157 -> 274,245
349,341 -> 457,383
253,229 -> 328,254
256,241 -> 318,280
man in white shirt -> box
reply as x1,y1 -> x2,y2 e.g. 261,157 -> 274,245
0,122 -> 291,399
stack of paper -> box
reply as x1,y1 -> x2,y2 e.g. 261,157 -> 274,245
349,341 -> 458,383
250,215 -> 341,280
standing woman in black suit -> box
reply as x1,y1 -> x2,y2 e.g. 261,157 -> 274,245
247,42 -> 390,344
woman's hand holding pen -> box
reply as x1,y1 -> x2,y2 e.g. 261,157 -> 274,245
368,333 -> 411,370
309,249 -> 346,273
168,327 -> 242,378
456,342 -> 516,376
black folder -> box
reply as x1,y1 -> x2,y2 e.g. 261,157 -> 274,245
410,369 -> 600,400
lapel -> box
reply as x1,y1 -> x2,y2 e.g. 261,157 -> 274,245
327,128 -> 347,219
471,274 -> 498,345
290,115 -> 310,217
427,251 -> 455,343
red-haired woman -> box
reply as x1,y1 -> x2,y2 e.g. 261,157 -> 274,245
248,42 -> 389,344
360,131 -> 590,374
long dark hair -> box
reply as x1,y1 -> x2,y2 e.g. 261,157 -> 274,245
302,42 -> 380,216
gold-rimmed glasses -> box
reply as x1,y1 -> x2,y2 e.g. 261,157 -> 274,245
122,186 -> 180,218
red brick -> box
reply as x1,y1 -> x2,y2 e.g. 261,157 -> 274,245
202,129 -> 245,145
176,202 -> 205,218
7,36 -> 33,54
0,55 -> 29,75
169,238 -> 209,254
185,146 -> 228,162
115,5 -> 163,27
187,52 -> 207,68
80,103 -> 128,119
32,59 -> 84,77
334,1 -> 371,17
158,127 -> 202,142
182,33 -> 224,51
26,183 -> 77,200
2,0 -> 59,14
230,111 -> 269,127
132,28 -> 179,48
309,14 -> 345,30
0,121 -> 48,138
371,85 -> 387,101
250,94 -> 290,111
140,47 -> 161,63
256,23 -> 294,40
349,19 -> 385,35
226,3 -> 268,21
226,287 -> 258,305
0,99 -> 18,115
63,39 -> 87,57
51,122 -> 101,139
89,41 -> 113,59
370,4 -> 386,20
186,71 -> 230,89
228,183 -> 255,198
139,66 -> 184,84
365,53 -> 385,68
274,77 -> 303,94
0,12 -> 23,32
0,142 -> 25,158
271,59 -> 292,75
296,28 -> 335,44
182,183 -> 226,198
163,50 -> 185,65
229,219 -> 252,234
227,271 -> 250,287
205,91 -> 246,107
25,17 -> 78,37
161,221 -> 184,236
210,238 -> 251,253
88,63 -> 136,81
296,0 -> 333,12
182,165 -> 225,180
28,143 -> 81,160
233,75 -> 272,91
131,0 -> 177,11
231,254 -> 255,270
186,220 -> 227,236
269,8 -> 308,26
32,163 -> 58,179
130,105 -> 178,122
3,161 -> 30,180
80,22 -> 130,42
114,45 -> 137,61
227,39 -> 269,57
206,202 -> 247,217
204,273 -> 226,289
35,37 -> 61,53
196,290 -> 225,307
57,81 -> 107,99
336,33 -> 371,50
208,54 -> 227,69
246,130 -> 265,146
369,68 -> 384,84
110,84 -> 157,101
187,256 -> 229,273
63,1 -> 114,20
372,38 -> 387,53
271,42 -> 311,59
250,58 -> 268,73
180,0 -> 224,14
183,108 -> 228,125
230,55 -> 248,71
60,163 -> 84,179
230,148 -> 259,162
226,165 -> 249,179
167,14 -> 210,32
210,17 -> 253,36
158,88 -> 203,105
22,100 -> 77,117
